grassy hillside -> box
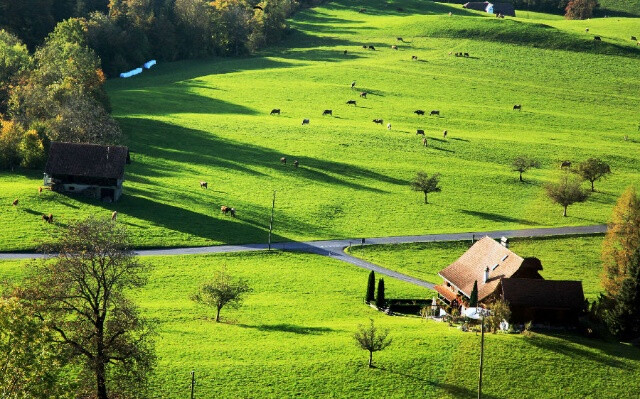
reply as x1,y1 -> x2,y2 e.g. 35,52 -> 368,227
1,0 -> 639,251
1,249 -> 639,398
349,234 -> 606,299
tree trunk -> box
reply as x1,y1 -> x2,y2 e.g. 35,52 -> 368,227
216,306 -> 221,322
424,192 -> 428,204
96,319 -> 108,399
591,180 -> 595,192
368,351 -> 373,368
563,205 -> 568,217
519,171 -> 523,182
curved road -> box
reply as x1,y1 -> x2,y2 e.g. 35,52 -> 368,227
0,224 -> 607,290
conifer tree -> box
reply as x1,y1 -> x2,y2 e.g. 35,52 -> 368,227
365,271 -> 375,303
469,280 -> 478,307
605,249 -> 640,340
375,278 -> 386,309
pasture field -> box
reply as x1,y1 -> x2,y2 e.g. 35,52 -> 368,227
1,0 -> 639,251
349,234 -> 606,299
1,248 -> 639,398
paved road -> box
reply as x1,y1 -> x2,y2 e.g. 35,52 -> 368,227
0,224 -> 607,290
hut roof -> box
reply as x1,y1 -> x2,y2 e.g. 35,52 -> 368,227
45,142 -> 128,180
501,279 -> 584,310
438,236 -> 524,301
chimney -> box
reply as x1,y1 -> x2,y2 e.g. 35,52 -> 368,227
500,236 -> 509,248
483,267 -> 489,283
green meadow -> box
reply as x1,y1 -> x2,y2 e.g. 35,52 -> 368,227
1,245 -> 639,398
0,0 -> 639,251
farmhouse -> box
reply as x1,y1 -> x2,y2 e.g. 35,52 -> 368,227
44,142 -> 129,202
462,2 -> 516,17
434,236 -> 584,324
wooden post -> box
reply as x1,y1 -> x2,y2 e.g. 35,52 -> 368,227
190,370 -> 195,399
268,190 -> 276,250
478,314 -> 485,399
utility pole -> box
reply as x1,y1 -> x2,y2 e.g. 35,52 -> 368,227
190,370 -> 195,399
268,190 -> 276,250
478,313 -> 485,399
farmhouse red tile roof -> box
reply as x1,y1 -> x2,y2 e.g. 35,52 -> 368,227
501,279 -> 585,310
434,284 -> 458,302
45,142 -> 128,180
438,236 -> 524,301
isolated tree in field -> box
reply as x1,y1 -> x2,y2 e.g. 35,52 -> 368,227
545,173 -> 590,217
604,248 -> 640,340
469,280 -> 478,308
574,158 -> 611,192
565,0 -> 598,20
0,296 -> 71,399
375,278 -> 386,309
353,319 -> 392,368
18,218 -> 155,399
601,186 -> 640,297
511,156 -> 540,182
192,268 -> 252,322
411,171 -> 441,204
365,271 -> 375,303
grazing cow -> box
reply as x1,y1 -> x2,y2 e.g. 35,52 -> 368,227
423,137 -> 428,147
443,130 -> 448,138
270,108 -> 280,115
397,37 -> 403,41
230,208 -> 236,218
323,109 -> 333,116
594,36 -> 601,41
585,28 -> 589,32
412,55 -> 418,60
430,110 -> 440,116
373,119 -> 384,125
346,100 -> 357,106
351,81 -> 356,89
302,118 -> 310,125
391,45 -> 398,50
293,160 -> 299,168
38,187 -> 42,194
414,110 -> 425,116
387,123 -> 392,130
368,45 -> 376,50
112,211 -> 118,221
416,129 -> 425,135
12,199 -> 18,206
200,181 -> 208,189
42,214 -> 53,223
632,36 -> 637,41
344,50 -> 348,55
561,161 -> 572,169
280,157 -> 287,165
513,104 -> 522,111
360,92 -> 367,98
362,45 -> 368,49
221,206 -> 230,214
464,53 -> 469,57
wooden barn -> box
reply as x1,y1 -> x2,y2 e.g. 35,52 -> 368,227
434,236 -> 584,325
44,142 -> 129,202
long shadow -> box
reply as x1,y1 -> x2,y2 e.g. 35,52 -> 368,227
525,332 -> 640,370
460,209 -> 537,226
236,323 -> 336,335
324,0 -> 480,17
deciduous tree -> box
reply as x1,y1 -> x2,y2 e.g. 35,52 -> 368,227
511,155 -> 540,182
574,158 -> 611,192
545,173 -> 590,217
353,319 -> 392,368
565,0 -> 598,20
192,267 -> 252,322
604,249 -> 640,341
18,218 -> 155,399
411,171 -> 441,204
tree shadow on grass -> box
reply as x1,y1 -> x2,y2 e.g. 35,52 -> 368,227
324,0 -> 480,18
525,332 -> 640,370
459,209 -> 538,226
236,323 -> 337,335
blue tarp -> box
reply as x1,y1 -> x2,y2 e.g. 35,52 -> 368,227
143,60 -> 157,69
119,67 -> 143,78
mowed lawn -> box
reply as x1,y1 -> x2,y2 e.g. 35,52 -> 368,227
1,249 -> 639,398
349,234 -> 607,299
1,0 -> 640,250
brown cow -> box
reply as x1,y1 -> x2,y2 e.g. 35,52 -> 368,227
360,92 -> 367,98
221,206 -> 230,214
422,137 -> 428,147
38,187 -> 43,194
200,181 -> 208,189
12,198 -> 18,206
112,211 -> 118,221
42,214 -> 53,223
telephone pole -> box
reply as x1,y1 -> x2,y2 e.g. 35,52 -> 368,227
268,190 -> 276,250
